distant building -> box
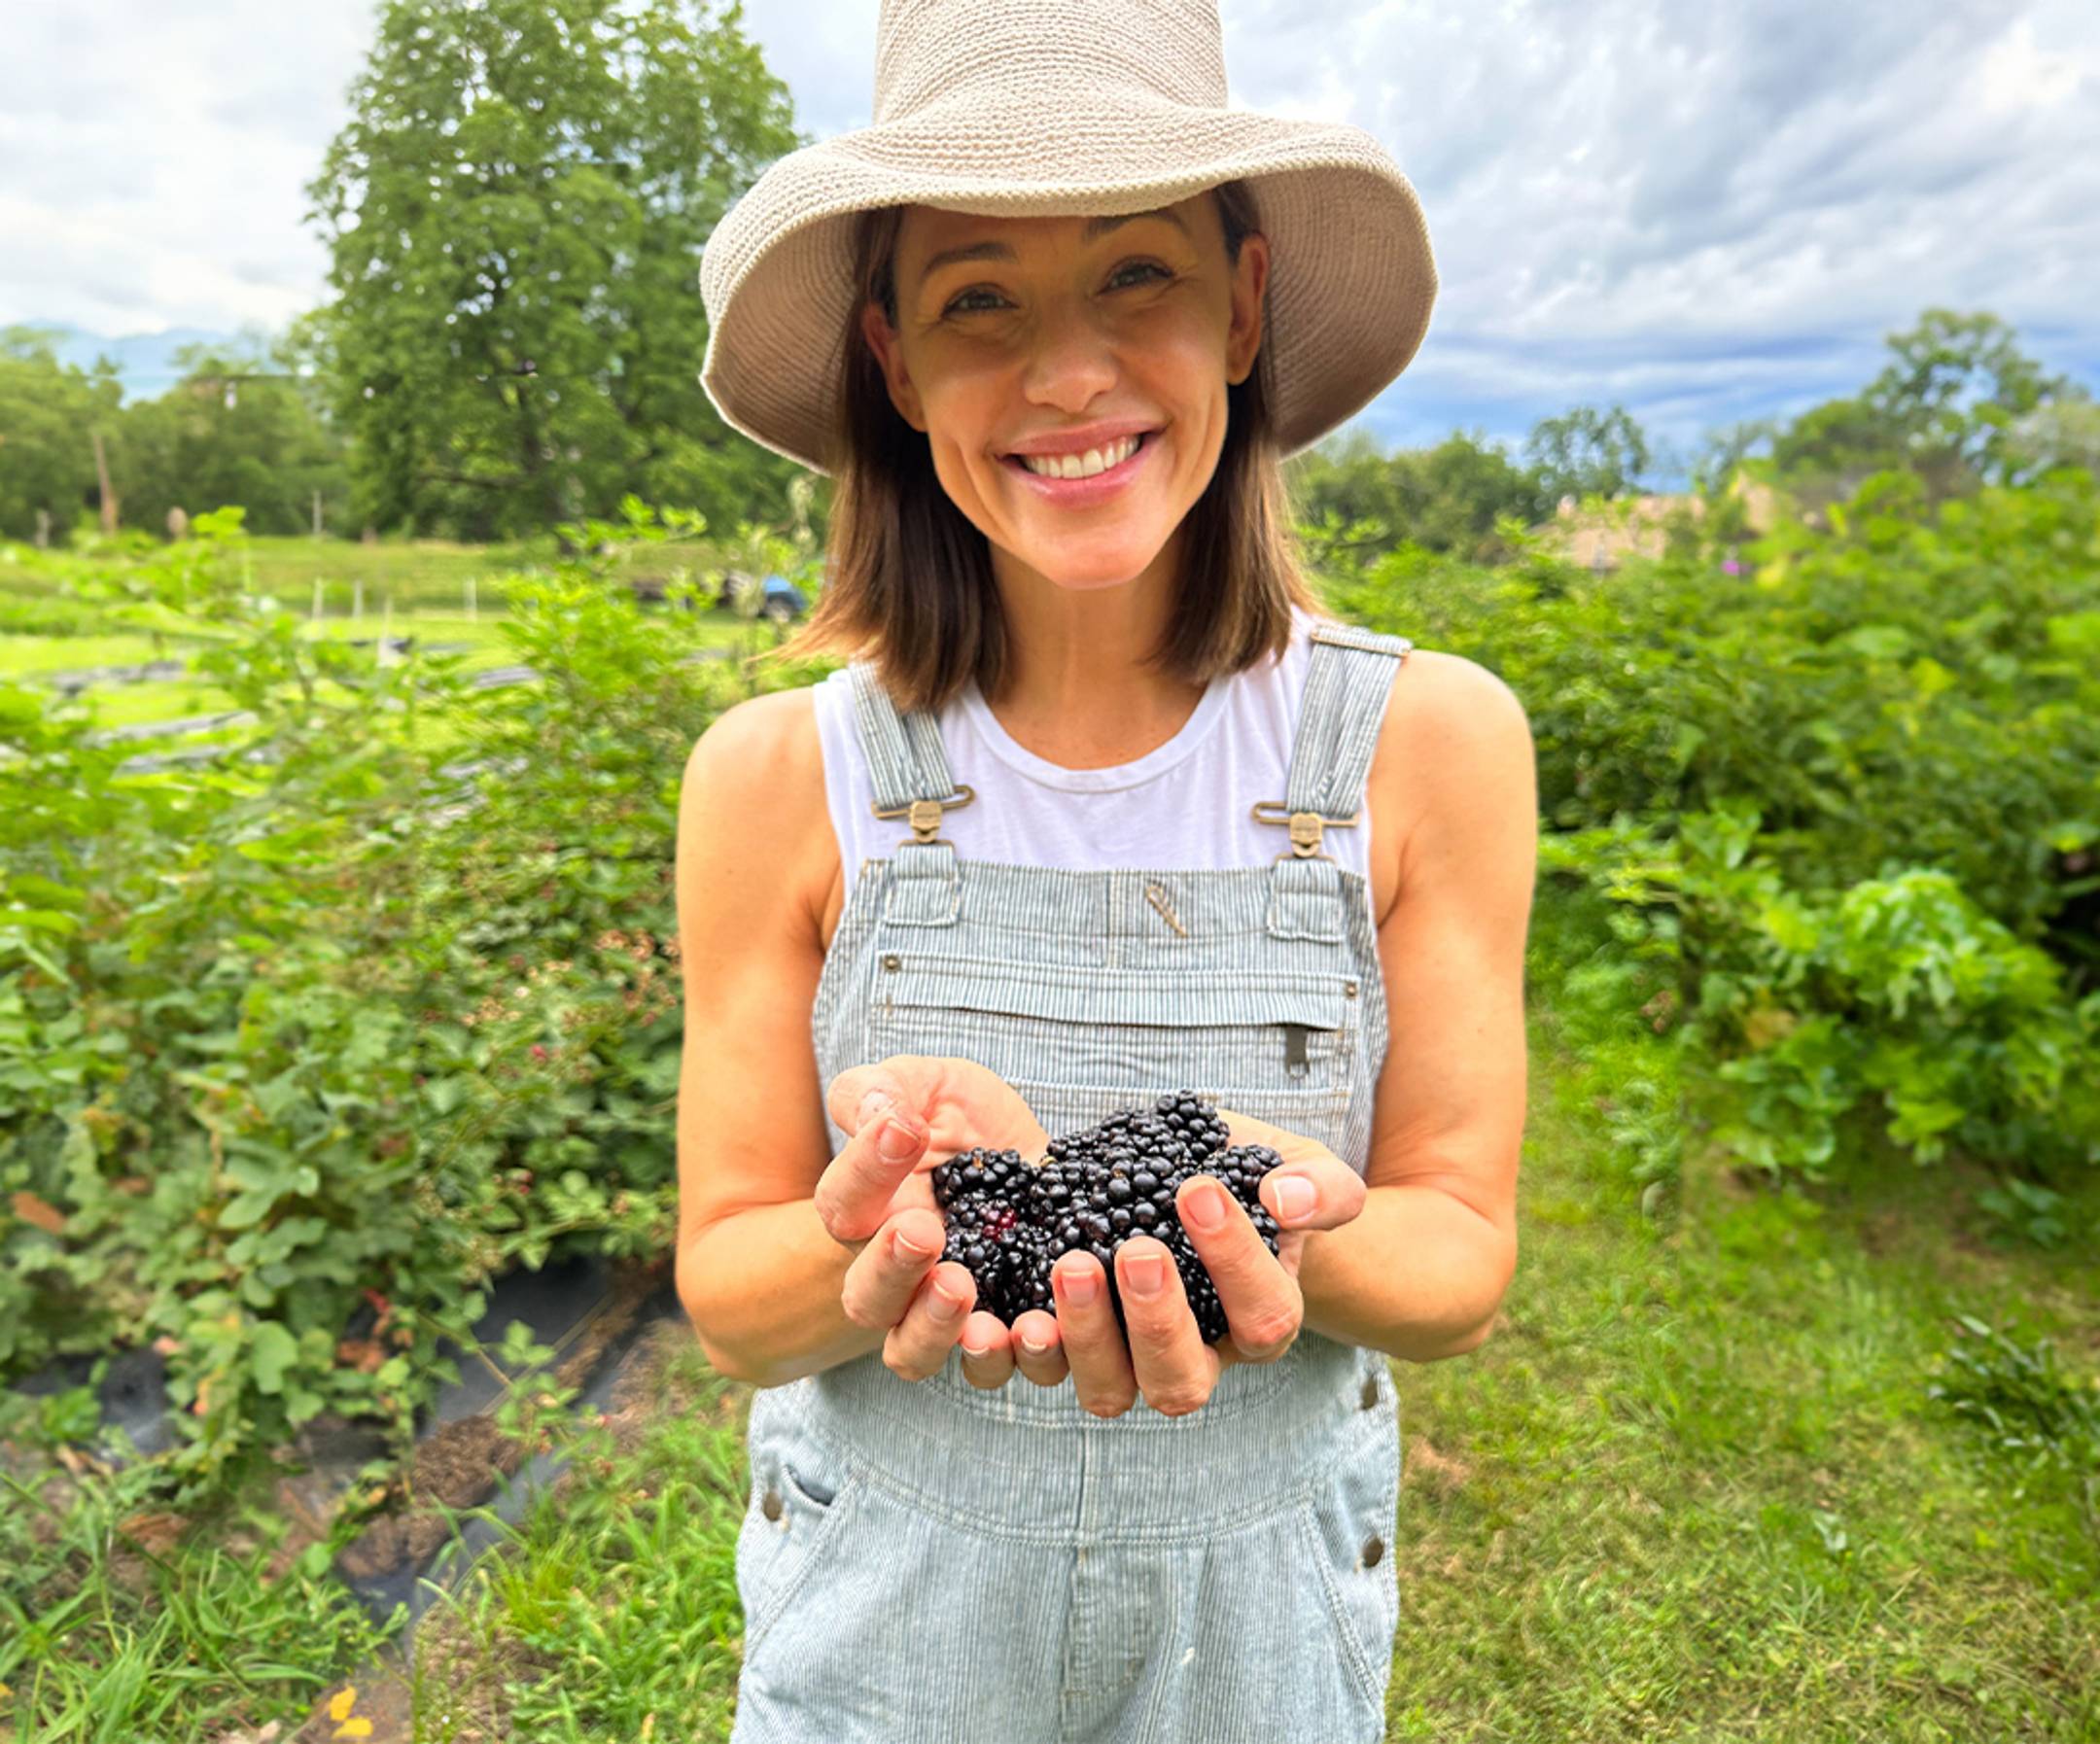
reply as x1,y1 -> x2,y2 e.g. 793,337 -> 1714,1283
1530,471 -> 1780,572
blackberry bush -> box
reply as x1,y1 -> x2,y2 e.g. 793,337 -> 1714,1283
928,1091 -> 1285,1344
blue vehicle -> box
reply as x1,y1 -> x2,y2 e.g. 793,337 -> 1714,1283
759,574 -> 809,624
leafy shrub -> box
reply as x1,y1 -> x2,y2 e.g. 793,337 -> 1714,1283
1323,468 -> 2100,1199
0,499 -> 799,1497
1679,812 -> 2100,1180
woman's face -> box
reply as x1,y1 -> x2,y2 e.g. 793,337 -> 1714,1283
861,192 -> 1269,594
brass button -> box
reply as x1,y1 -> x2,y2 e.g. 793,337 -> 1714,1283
761,1487 -> 783,1521
1359,1377 -> 1379,1411
881,954 -> 901,972
1344,980 -> 1358,998
1361,1535 -> 1384,1568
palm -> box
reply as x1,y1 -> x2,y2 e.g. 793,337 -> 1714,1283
868,1054 -> 1051,1228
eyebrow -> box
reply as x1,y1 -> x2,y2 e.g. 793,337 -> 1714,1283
916,207 -> 1190,284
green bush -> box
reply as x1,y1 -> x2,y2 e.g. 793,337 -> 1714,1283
0,499 -> 802,1497
1323,468 -> 2099,1197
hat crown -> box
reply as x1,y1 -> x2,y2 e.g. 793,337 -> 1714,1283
873,0 -> 1229,124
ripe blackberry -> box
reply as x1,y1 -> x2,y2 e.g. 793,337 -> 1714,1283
928,1096 -> 1290,1346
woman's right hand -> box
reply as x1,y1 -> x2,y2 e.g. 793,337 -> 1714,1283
819,1056 -> 1051,1386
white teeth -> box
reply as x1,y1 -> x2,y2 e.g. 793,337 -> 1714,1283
1019,434 -> 1141,478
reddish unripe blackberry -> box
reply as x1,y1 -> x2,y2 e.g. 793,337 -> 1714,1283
928,1092 -> 1289,1342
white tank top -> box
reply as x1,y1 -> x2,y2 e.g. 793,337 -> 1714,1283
811,603 -> 1380,936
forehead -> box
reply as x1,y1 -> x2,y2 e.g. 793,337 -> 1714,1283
898,196 -> 1211,279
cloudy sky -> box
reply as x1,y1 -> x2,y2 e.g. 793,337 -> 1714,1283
3,0 -> 2095,479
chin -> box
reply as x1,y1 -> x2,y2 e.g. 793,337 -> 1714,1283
1015,529 -> 1172,590
1020,557 -> 1156,593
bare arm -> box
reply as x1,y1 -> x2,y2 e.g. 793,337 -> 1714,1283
672,688 -> 890,1385
674,691 -> 1057,1389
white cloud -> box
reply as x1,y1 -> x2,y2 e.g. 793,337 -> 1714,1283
2,0 -> 2093,476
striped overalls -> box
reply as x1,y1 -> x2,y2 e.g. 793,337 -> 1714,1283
730,620 -> 1415,1743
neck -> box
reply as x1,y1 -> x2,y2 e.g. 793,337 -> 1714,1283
981,535 -> 1210,768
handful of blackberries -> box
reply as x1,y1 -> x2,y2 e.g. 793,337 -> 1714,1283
928,1091 -> 1285,1345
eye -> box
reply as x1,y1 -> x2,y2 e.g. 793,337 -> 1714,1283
940,259 -> 1175,319
1109,260 -> 1173,291
942,286 -> 1005,317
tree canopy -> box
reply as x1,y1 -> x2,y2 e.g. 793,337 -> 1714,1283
297,0 -> 804,543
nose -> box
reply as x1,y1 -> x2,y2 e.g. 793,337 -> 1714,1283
1019,292 -> 1122,410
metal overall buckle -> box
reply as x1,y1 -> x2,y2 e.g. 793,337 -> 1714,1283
871,784 -> 976,848
1250,798 -> 1358,864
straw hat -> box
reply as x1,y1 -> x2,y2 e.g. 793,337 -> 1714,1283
698,0 -> 1438,475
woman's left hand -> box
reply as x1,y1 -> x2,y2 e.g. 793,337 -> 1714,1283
972,1110 -> 1369,1416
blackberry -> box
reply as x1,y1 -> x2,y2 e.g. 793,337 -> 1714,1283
928,1092 -> 1289,1343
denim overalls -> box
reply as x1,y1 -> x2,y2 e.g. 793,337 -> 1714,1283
729,619 -> 1415,1744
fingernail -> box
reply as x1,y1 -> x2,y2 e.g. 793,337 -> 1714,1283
878,1113 -> 923,1162
1060,1267 -> 1098,1307
931,1289 -> 965,1319
894,1229 -> 936,1262
1020,1335 -> 1051,1358
857,1089 -> 895,1128
1123,1252 -> 1165,1297
1181,1180 -> 1229,1233
1274,1175 -> 1316,1224
962,1334 -> 990,1357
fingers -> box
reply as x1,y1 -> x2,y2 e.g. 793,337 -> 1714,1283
1255,1155 -> 1369,1236
1114,1236 -> 1221,1416
841,1208 -> 948,1331
956,1310 -> 1015,1390
881,1260 -> 977,1382
1176,1175 -> 1303,1365
1009,1308 -> 1068,1388
946,1306 -> 1068,1392
1052,1253 -> 1138,1418
816,1069 -> 931,1244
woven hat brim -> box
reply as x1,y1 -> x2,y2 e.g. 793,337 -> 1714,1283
700,95 -> 1438,475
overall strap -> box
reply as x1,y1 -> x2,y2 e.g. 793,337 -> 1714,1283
1261,620 -> 1415,941
844,658 -> 967,927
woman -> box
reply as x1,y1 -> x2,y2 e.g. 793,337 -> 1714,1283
678,2 -> 1535,1738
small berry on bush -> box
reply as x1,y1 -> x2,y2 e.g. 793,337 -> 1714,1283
928,1091 -> 1285,1344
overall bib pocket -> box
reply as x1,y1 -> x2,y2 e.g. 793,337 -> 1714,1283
866,956 -> 1358,1106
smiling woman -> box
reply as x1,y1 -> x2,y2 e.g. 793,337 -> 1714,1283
779,182 -> 1316,720
679,2 -> 1527,1742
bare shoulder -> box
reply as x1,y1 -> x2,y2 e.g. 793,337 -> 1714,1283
682,684 -> 842,944
1367,647 -> 1536,926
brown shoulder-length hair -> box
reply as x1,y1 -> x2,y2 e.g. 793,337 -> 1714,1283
763,179 -> 1327,716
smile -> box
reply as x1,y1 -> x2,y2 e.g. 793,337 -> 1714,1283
1000,431 -> 1159,504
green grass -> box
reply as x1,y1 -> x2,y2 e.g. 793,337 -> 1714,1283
1382,1019 -> 2100,1743
4,909 -> 2092,1740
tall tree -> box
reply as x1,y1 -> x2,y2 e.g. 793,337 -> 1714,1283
1523,403 -> 1651,505
1770,310 -> 2082,503
300,0 -> 802,543
1287,428 -> 1549,561
0,329 -> 124,543
107,333 -> 351,539
1691,418 -> 1779,491
1860,308 -> 2078,490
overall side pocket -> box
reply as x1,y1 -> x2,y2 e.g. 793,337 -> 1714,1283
1294,1407 -> 1402,1724
737,1418 -> 863,1665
